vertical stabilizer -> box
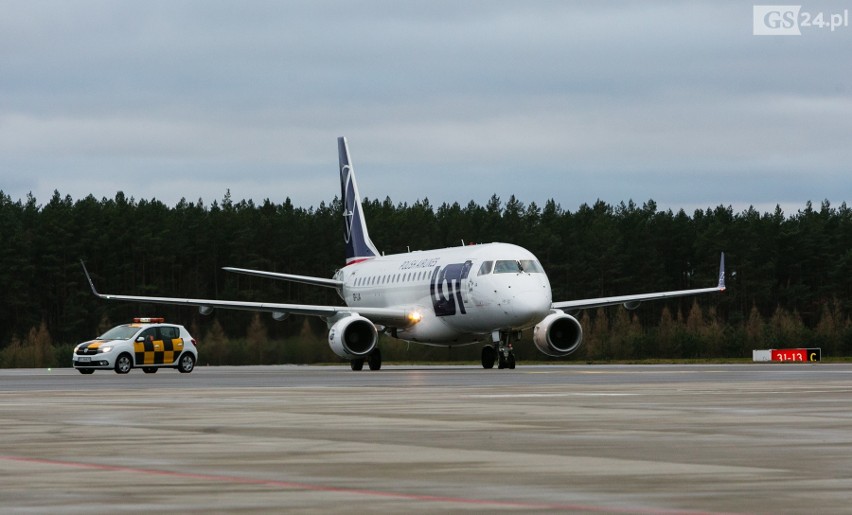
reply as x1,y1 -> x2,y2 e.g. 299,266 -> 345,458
338,137 -> 380,265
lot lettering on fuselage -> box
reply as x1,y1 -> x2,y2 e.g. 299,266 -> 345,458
430,261 -> 473,316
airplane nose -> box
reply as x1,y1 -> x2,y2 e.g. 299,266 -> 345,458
509,289 -> 552,325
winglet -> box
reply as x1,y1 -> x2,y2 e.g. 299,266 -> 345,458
718,252 -> 726,291
80,260 -> 100,296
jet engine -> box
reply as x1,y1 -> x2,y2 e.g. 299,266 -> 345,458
533,312 -> 583,357
327,315 -> 378,359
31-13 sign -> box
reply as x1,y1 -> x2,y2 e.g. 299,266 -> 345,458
771,348 -> 821,362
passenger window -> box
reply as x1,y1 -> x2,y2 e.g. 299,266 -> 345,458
478,261 -> 493,276
158,326 -> 179,341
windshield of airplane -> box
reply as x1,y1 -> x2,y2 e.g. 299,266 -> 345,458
477,260 -> 493,276
493,259 -> 544,274
519,260 -> 544,273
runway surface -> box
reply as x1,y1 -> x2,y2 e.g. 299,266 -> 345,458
2,364 -> 852,514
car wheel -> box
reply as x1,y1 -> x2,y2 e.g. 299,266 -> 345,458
177,353 -> 195,373
114,353 -> 133,374
78,368 -> 95,375
142,367 -> 157,374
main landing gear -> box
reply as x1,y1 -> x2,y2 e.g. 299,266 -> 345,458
350,348 -> 382,371
481,331 -> 517,370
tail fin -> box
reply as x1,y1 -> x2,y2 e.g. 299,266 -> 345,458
338,137 -> 380,265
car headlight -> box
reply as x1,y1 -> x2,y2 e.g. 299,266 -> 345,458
98,346 -> 113,353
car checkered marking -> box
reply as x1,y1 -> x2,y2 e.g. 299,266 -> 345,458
134,338 -> 184,365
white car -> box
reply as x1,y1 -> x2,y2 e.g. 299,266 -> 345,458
73,318 -> 198,374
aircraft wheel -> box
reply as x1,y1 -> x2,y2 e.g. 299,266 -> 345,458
368,349 -> 382,371
350,358 -> 364,371
481,346 -> 496,369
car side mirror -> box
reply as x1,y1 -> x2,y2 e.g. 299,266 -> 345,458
136,337 -> 145,342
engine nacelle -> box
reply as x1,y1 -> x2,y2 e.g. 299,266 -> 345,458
533,312 -> 584,357
327,315 -> 378,359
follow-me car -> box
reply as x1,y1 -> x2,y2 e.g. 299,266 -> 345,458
72,318 -> 198,374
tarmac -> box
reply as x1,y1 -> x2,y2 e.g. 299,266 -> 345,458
2,364 -> 852,514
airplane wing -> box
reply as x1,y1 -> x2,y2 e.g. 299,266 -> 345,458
81,262 -> 411,327
552,253 -> 726,311
222,267 -> 343,288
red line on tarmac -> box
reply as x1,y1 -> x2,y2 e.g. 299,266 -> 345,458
0,455 -> 737,515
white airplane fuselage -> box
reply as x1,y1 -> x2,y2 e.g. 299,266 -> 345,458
335,242 -> 553,345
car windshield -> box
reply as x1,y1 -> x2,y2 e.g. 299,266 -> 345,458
97,325 -> 141,340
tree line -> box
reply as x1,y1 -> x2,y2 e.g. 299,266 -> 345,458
1,189 -> 850,366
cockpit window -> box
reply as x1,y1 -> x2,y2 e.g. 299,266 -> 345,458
493,259 -> 544,274
494,260 -> 522,274
519,260 -> 544,273
477,261 -> 493,276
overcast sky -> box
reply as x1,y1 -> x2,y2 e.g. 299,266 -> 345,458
1,1 -> 850,215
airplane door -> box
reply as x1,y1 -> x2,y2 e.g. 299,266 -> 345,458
460,260 -> 473,307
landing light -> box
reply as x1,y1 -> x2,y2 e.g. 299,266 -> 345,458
407,311 -> 423,324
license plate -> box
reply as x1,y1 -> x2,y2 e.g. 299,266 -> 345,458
78,357 -> 91,363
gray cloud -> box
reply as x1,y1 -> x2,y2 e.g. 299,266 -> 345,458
1,1 -> 850,213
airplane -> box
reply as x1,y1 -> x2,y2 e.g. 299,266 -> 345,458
82,136 -> 726,371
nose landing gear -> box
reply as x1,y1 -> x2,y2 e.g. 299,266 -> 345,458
497,346 -> 516,369
481,331 -> 517,369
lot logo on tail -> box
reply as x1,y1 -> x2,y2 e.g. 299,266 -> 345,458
338,137 -> 380,265
341,165 -> 356,245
